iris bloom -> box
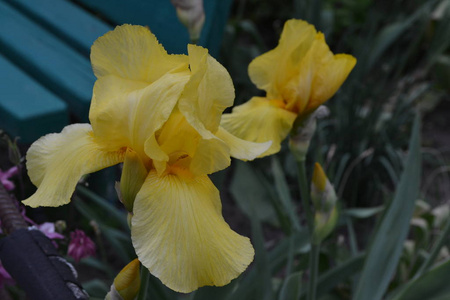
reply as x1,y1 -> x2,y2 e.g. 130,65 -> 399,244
23,25 -> 270,293
221,19 -> 356,156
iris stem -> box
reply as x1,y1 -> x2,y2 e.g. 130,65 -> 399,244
297,161 -> 314,231
296,160 -> 319,300
309,243 -> 320,300
137,263 -> 150,300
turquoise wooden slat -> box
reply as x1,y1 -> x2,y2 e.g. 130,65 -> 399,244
73,0 -> 233,57
0,54 -> 68,143
0,0 -> 94,122
5,0 -> 112,57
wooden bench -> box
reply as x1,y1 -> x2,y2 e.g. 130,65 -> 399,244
0,0 -> 232,143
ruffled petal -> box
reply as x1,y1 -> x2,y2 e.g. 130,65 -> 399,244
23,124 -> 125,207
215,127 -> 272,161
178,45 -> 235,133
131,171 -> 254,293
91,73 -> 189,157
91,24 -> 188,82
221,97 -> 297,156
189,138 -> 231,175
248,19 -> 316,98
307,52 -> 356,112
281,33 -> 356,114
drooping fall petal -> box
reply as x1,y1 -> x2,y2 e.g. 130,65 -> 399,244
215,127 -> 272,161
131,171 -> 254,293
221,97 -> 297,156
23,124 -> 125,207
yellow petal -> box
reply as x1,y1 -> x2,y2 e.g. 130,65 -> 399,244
23,124 -> 125,207
189,137 -> 231,175
113,258 -> 141,300
91,73 -> 189,158
178,44 -> 235,133
307,52 -> 356,112
131,171 -> 254,293
215,126 -> 272,161
91,24 -> 188,82
312,162 -> 327,192
248,19 -> 316,98
221,97 -> 297,156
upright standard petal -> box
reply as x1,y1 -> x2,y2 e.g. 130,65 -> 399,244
248,20 -> 316,98
131,171 -> 254,293
179,45 -> 235,133
23,124 -> 125,207
91,72 -> 189,157
221,97 -> 297,157
307,53 -> 356,112
91,24 -> 188,82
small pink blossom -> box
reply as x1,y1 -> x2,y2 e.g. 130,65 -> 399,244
37,222 -> 64,240
67,230 -> 96,262
0,166 -> 19,191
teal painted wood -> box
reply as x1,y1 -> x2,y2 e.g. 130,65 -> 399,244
73,0 -> 233,58
5,0 -> 112,57
0,54 -> 68,143
0,0 -> 94,122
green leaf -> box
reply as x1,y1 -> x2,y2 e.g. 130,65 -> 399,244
367,1 -> 433,70
342,206 -> 384,219
389,260 -> 450,300
193,280 -> 238,300
250,209 -> 274,300
232,230 -> 309,300
271,156 -> 301,231
82,279 -> 110,298
299,253 -> 365,299
77,186 -> 129,231
353,114 -> 422,300
230,160 -> 280,226
278,272 -> 302,300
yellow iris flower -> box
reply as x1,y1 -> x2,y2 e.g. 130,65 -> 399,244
221,19 -> 357,156
23,25 -> 271,293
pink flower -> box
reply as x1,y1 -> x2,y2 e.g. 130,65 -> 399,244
0,260 -> 14,288
67,230 -> 96,262
38,222 -> 64,240
0,166 -> 19,191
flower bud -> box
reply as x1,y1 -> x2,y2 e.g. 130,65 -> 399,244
118,148 -> 148,212
171,0 -> 205,43
106,259 -> 141,300
289,113 -> 316,162
311,163 -> 338,244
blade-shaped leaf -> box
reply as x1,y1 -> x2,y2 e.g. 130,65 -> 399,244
279,272 -> 302,300
353,114 -> 421,300
271,156 -> 301,231
388,260 -> 450,300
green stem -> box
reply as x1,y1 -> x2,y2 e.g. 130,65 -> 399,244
414,215 -> 450,279
296,161 -> 318,300
297,162 -> 314,232
137,264 -> 150,300
308,243 -> 320,300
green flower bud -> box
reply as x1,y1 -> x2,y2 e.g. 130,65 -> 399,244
311,163 -> 338,244
118,148 -> 148,212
